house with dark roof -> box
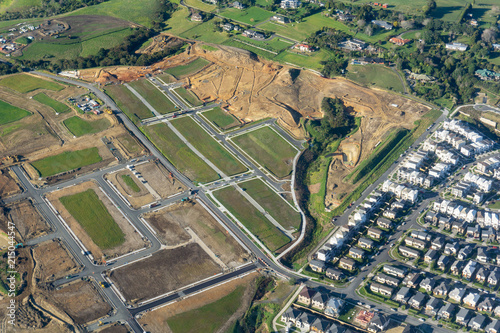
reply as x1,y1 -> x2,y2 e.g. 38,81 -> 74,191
477,297 -> 495,314
312,292 -> 330,310
326,267 -> 344,281
431,237 -> 445,250
377,218 -> 393,229
409,292 -> 427,309
298,287 -> 315,305
486,319 -> 500,333
403,273 -> 422,289
367,227 -> 383,240
368,313 -> 389,333
399,246 -> 420,259
488,269 -> 500,286
437,255 -> 451,270
425,297 -> 442,316
438,302 -> 456,320
456,307 -> 472,325
296,312 -> 316,330
395,287 -> 412,304
370,283 -> 394,297
310,259 -> 326,273
349,247 -> 365,259
476,267 -> 490,283
420,277 -> 436,293
433,281 -> 450,297
311,317 -> 331,333
339,257 -> 356,271
281,307 -> 302,323
384,265 -> 407,278
458,245 -> 474,260
451,260 -> 465,275
424,249 -> 438,263
468,314 -> 487,331
325,297 -> 344,317
444,242 -> 460,256
374,273 -> 400,287
358,237 -> 375,249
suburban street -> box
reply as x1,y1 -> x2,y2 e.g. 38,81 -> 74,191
26,71 -> 457,333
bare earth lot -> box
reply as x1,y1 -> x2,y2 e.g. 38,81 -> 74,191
32,240 -> 81,284
96,323 -> 130,333
106,168 -> 155,209
143,201 -> 249,267
0,169 -> 20,198
43,280 -> 112,325
138,272 -> 259,333
46,181 -> 147,261
1,199 -> 51,242
135,160 -> 186,198
110,244 -> 221,304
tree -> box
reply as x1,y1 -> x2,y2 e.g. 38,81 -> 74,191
400,20 -> 414,30
357,19 -> 366,29
364,24 -> 373,36
482,28 -> 498,43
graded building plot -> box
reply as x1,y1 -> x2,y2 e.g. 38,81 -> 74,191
114,132 -> 146,159
32,240 -> 80,283
128,79 -> 177,114
143,201 -> 249,266
47,181 -> 147,262
32,93 -> 70,114
105,84 -> 153,123
231,126 -> 297,179
156,73 -> 176,84
105,169 -> 155,209
346,64 -> 405,93
201,107 -> 240,131
0,74 -> 64,93
171,116 -> 247,176
240,178 -> 301,231
164,57 -> 211,79
0,169 -> 21,198
1,199 -> 50,242
63,116 -> 110,137
45,280 -> 112,325
110,244 -> 221,304
173,86 -> 203,107
0,99 -> 31,125
139,272 -> 259,333
142,123 -> 219,183
30,147 -> 103,178
96,323 -> 130,333
213,186 -> 290,252
134,160 -> 187,198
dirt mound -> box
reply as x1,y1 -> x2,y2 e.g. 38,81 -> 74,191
137,34 -> 185,54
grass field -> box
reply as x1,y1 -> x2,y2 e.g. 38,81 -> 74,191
167,286 -> 245,333
105,84 -> 153,123
63,116 -> 110,137
173,87 -> 203,107
202,107 -> 240,131
0,100 -> 31,125
128,79 -> 177,114
156,73 -> 176,84
164,57 -> 211,79
60,189 -> 125,249
171,116 -> 247,176
346,64 -> 405,93
219,7 -> 274,25
121,174 -> 141,193
164,6 -> 201,36
142,123 -> 219,183
19,27 -> 133,61
232,126 -> 297,179
233,35 -> 293,53
32,93 -> 70,114
336,0 -> 469,16
213,186 -> 290,252
274,49 -> 331,70
31,147 -> 102,177
0,74 -> 63,93
179,18 -> 230,44
240,178 -> 301,230
0,0 -> 41,13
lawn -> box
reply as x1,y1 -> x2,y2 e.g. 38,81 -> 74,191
0,74 -> 63,93
183,0 -> 216,12
0,100 -> 31,125
202,107 -> 240,131
128,79 -> 177,114
121,174 -> 141,193
31,147 -> 102,177
164,6 -> 201,36
346,64 -> 405,93
167,286 -> 245,333
232,126 -> 298,178
240,178 -> 301,230
164,57 -> 211,79
142,123 -> 219,183
156,73 -> 176,84
105,84 -> 153,123
173,87 -> 203,107
171,116 -> 247,176
60,189 -> 125,249
32,93 -> 70,114
274,49 -> 331,71
179,18 -> 230,44
219,7 -> 274,25
213,186 -> 290,252
63,116 -> 110,137
19,27 -> 133,61
336,0 -> 468,16
233,35 -> 293,53
0,0 -> 41,13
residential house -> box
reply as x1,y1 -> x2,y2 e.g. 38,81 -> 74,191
222,23 -> 234,31
280,0 -> 300,9
296,312 -> 316,331
349,247 -> 365,260
377,218 -> 393,229
449,287 -> 467,303
486,320 -> 500,333
495,305 -> 500,318
477,248 -> 489,263
399,246 -> 420,259
298,287 -> 315,305
326,268 -> 344,281
437,255 -> 451,270
405,237 -> 427,250
281,307 -> 302,323
426,297 -> 442,316
371,20 -> 392,30
411,230 -> 431,242
409,292 -> 427,309
272,15 -> 287,23
367,228 -> 383,240
389,37 -> 411,46
463,292 -> 481,309
370,283 -> 394,297
310,259 -> 326,273
339,258 -> 356,271
469,315 -> 487,331
476,267 -> 490,283
439,217 -> 452,231
477,297 -> 495,314
403,273 -> 422,289
451,260 -> 465,275
458,245 -> 474,260
420,277 -> 436,293
444,242 -> 460,256
368,313 -> 389,333
311,317 -> 331,333
424,249 -> 438,263
312,292 -> 330,310
446,42 -> 468,51
438,302 -> 456,320
395,287 -> 412,304
384,265 -> 407,278
358,237 -> 374,249
374,273 -> 400,287
431,237 -> 445,250
327,323 -> 345,333
232,1 -> 245,9
383,210 -> 398,220
324,297 -> 344,317
452,220 -> 468,234
467,225 -> 481,239
488,269 -> 500,286
433,281 -> 450,297
463,261 -> 478,279
191,12 -> 203,21
456,307 -> 472,326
